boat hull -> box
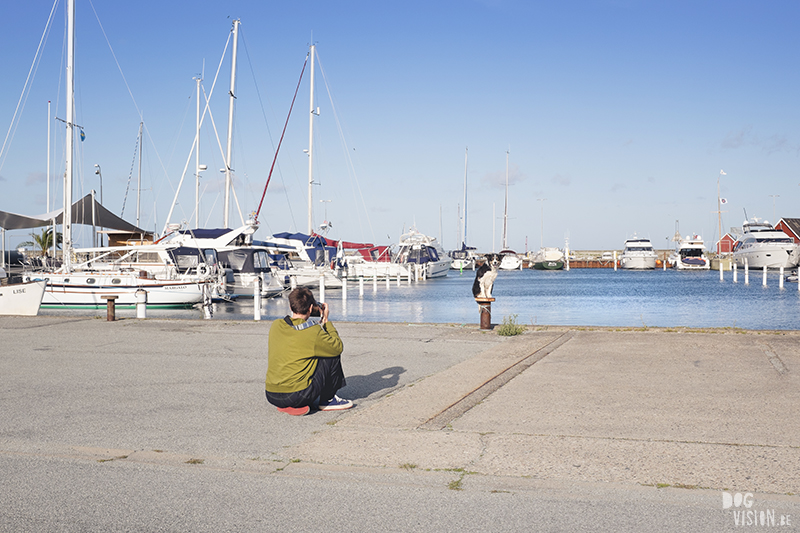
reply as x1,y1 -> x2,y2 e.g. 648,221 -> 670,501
0,280 -> 46,316
28,272 -> 204,308
533,260 -> 564,270
620,256 -> 657,269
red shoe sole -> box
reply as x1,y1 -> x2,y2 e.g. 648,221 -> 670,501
277,405 -> 310,416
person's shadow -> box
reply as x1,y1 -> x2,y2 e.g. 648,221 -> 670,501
340,366 -> 406,400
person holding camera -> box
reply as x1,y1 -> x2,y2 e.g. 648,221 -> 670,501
265,287 -> 353,416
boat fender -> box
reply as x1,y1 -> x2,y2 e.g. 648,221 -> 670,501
197,263 -> 209,277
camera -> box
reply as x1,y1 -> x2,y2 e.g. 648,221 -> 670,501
310,301 -> 326,317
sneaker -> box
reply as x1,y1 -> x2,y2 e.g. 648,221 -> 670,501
317,395 -> 353,411
277,405 -> 310,416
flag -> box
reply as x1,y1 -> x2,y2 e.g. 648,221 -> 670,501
720,198 -> 728,204
80,129 -> 85,142
720,169 -> 726,175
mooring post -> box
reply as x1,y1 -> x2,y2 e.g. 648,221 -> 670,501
135,289 -> 147,319
475,297 -> 495,330
102,295 -> 118,322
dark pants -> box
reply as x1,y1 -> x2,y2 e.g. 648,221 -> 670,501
265,356 -> 346,409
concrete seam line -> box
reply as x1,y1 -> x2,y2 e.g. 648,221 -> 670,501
760,343 -> 789,375
417,332 -> 574,431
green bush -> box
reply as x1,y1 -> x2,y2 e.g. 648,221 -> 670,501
497,314 -> 525,336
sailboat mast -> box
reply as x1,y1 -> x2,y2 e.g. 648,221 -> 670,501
223,19 -> 240,228
462,147 -> 468,248
194,76 -> 201,228
63,0 -> 75,271
136,121 -> 143,230
502,150 -> 509,250
307,43 -> 316,235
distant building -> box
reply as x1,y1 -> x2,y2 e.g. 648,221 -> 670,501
717,233 -> 736,254
774,218 -> 800,243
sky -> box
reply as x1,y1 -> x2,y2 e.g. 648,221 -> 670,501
1,0 -> 799,253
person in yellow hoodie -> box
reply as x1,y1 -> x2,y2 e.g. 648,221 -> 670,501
265,287 -> 353,416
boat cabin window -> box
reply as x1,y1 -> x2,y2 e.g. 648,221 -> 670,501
226,250 -> 250,272
86,278 -> 96,284
111,278 -> 121,284
202,249 -> 218,266
175,255 -> 199,269
254,251 -> 270,271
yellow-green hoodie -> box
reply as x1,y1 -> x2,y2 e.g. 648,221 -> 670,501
265,317 -> 343,393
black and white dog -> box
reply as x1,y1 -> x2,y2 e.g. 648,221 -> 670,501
472,254 -> 500,299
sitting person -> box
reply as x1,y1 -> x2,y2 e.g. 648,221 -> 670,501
265,287 -> 353,416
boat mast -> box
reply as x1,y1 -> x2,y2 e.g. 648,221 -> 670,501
63,0 -> 75,271
137,121 -> 143,230
462,147 -> 468,248
223,19 -> 240,228
307,43 -> 317,234
195,75 -> 201,228
502,150 -> 509,250
717,169 -> 725,255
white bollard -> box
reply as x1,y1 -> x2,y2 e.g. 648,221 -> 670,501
254,278 -> 262,321
763,265 -> 768,287
342,278 -> 347,300
290,276 -> 297,290
613,251 -> 617,271
780,266 -> 785,289
720,262 -> 724,282
373,273 -> 378,291
663,258 -> 666,271
744,259 -> 749,285
319,272 -> 326,303
359,276 -> 364,297
202,284 -> 212,320
396,273 -> 401,287
733,263 -> 738,283
135,289 -> 147,319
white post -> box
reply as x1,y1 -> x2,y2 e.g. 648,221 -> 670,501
319,272 -> 326,303
780,266 -> 785,289
359,276 -> 364,297
254,278 -> 262,321
719,262 -> 724,282
385,274 -> 390,289
763,265 -> 768,287
203,284 -> 212,320
744,259 -> 749,285
135,289 -> 147,319
407,267 -> 412,285
372,272 -> 377,291
290,276 -> 297,290
733,263 -> 738,283
396,273 -> 401,287
342,277 -> 347,300
613,251 -> 617,271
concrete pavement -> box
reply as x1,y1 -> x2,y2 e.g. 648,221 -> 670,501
1,316 -> 799,531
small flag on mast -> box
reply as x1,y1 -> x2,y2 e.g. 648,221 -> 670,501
80,129 -> 86,142
720,198 -> 728,204
720,169 -> 726,175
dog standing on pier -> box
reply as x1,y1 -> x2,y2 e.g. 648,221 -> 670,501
472,254 -> 500,299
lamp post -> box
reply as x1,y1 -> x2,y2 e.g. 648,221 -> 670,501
94,164 -> 103,246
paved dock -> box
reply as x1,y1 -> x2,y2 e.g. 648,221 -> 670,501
1,316 -> 798,531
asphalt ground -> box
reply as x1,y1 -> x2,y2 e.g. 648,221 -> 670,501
0,315 -> 798,531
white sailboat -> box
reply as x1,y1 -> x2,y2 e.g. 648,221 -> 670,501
499,151 -> 522,270
21,0 -> 205,308
450,147 -> 477,270
0,269 -> 45,316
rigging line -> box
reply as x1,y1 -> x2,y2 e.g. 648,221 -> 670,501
317,54 -> 375,242
120,129 -> 140,217
255,53 -> 309,221
87,0 -> 143,121
0,0 -> 59,175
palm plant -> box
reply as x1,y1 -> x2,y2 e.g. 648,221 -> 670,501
19,227 -> 62,257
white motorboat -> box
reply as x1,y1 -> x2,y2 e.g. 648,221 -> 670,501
499,249 -> 523,270
258,232 -> 344,288
619,237 -> 657,270
0,276 -> 46,316
732,219 -> 800,270
673,234 -> 710,270
392,229 -> 452,278
449,246 -> 477,271
531,247 -> 565,270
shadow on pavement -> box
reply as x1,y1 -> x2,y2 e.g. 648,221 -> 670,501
340,366 -> 406,400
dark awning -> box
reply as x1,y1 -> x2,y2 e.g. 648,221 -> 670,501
0,194 -> 144,233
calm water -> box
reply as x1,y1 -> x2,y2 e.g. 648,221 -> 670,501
42,268 -> 800,330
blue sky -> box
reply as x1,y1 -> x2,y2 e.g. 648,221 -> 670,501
1,0 -> 799,252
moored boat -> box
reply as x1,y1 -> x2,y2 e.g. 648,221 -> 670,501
732,219 -> 800,270
392,229 -> 451,278
0,274 -> 46,316
674,234 -> 710,270
619,237 -> 657,270
532,247 -> 565,270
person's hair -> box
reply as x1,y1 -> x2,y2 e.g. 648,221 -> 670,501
288,287 -> 315,315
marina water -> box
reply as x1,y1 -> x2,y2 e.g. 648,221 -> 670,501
42,268 -> 800,330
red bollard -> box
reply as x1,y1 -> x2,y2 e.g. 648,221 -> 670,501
102,295 -> 119,321
475,297 -> 495,330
